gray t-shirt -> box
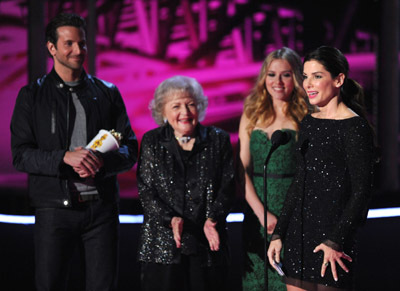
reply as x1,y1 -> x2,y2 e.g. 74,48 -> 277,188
66,80 -> 98,196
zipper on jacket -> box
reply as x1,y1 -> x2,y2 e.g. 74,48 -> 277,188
64,91 -> 71,200
51,100 -> 56,134
66,91 -> 71,149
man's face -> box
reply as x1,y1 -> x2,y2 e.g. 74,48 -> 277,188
47,26 -> 87,74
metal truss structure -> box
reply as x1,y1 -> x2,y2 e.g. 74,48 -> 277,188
0,0 -> 382,190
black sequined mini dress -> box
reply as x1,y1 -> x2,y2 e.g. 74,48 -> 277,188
272,114 -> 375,290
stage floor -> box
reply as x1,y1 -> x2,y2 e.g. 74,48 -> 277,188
1,213 -> 399,290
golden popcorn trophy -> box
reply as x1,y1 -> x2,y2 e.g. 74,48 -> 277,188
86,129 -> 122,153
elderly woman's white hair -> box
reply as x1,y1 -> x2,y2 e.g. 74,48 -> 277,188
149,75 -> 208,126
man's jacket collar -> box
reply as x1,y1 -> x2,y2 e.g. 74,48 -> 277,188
48,68 -> 90,91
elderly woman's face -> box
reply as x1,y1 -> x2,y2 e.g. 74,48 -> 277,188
163,90 -> 198,137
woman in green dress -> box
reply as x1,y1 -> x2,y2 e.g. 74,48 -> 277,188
239,47 -> 311,291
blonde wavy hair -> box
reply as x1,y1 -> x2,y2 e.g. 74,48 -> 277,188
244,47 -> 311,135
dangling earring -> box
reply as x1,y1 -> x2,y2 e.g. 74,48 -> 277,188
163,117 -> 167,124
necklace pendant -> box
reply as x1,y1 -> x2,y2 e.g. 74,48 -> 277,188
176,136 -> 191,144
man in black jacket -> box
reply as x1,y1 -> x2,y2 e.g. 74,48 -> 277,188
10,13 -> 138,291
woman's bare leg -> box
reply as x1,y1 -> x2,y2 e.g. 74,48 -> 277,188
286,284 -> 308,291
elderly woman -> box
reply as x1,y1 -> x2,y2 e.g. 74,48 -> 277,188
137,75 -> 235,291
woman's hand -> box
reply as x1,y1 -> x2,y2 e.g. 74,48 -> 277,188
266,211 -> 278,234
203,218 -> 220,251
171,216 -> 184,248
314,243 -> 352,281
267,239 -> 283,269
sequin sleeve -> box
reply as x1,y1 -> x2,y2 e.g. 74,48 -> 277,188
271,129 -> 307,241
137,132 -> 175,226
206,130 -> 235,222
323,118 -> 374,250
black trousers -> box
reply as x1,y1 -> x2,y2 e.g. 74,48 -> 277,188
34,200 -> 119,291
141,254 -> 228,291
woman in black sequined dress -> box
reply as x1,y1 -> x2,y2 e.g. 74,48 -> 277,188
137,75 -> 235,291
267,46 -> 375,291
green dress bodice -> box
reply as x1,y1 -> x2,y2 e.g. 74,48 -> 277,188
242,129 -> 297,291
250,129 -> 297,216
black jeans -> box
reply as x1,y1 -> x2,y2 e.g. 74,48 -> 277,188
34,200 -> 119,291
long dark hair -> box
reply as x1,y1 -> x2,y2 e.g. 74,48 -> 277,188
304,46 -> 380,160
303,46 -> 367,119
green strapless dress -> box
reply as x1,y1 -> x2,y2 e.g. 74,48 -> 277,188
242,129 -> 297,291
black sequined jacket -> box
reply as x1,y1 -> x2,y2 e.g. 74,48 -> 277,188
137,123 -> 235,266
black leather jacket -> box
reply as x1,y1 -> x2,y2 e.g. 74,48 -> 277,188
11,68 -> 138,208
137,124 -> 235,266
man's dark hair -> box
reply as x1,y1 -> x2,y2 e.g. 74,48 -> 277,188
45,13 -> 86,46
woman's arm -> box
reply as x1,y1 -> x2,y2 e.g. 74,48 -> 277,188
271,120 -> 308,241
238,114 -> 278,233
137,132 -> 177,227
325,118 -> 375,250
203,128 -> 235,250
316,119 -> 374,282
206,129 -> 235,222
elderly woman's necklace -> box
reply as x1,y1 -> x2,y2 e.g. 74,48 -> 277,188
175,135 -> 192,144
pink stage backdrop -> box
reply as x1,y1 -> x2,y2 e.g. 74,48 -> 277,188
0,1 -> 377,198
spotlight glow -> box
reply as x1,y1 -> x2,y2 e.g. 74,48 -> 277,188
0,208 -> 399,225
